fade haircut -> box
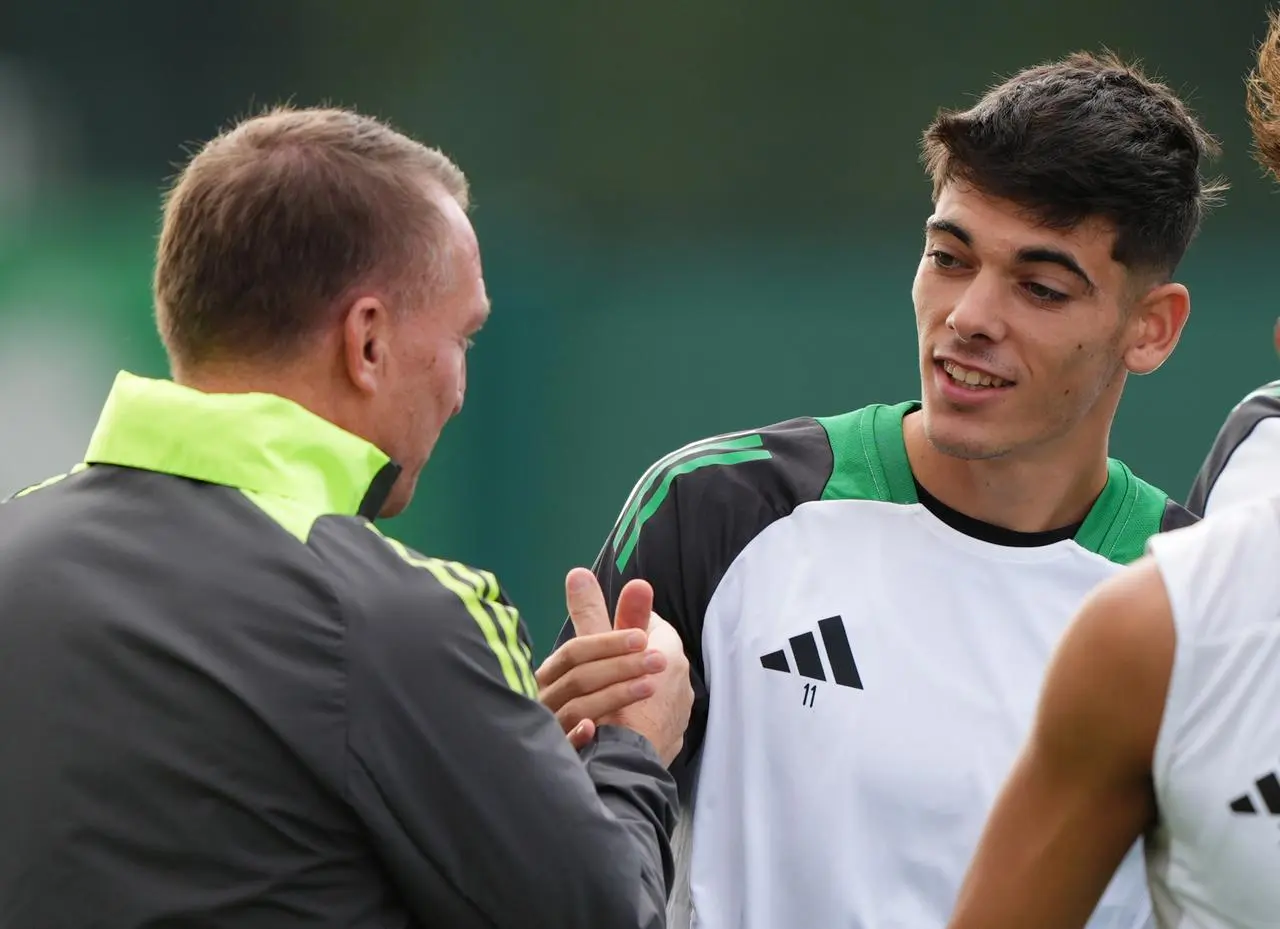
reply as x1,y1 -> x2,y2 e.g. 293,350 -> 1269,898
154,105 -> 469,369
921,51 -> 1225,279
1248,11 -> 1280,183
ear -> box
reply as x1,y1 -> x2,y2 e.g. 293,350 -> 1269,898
1122,282 -> 1190,376
340,296 -> 393,394
1272,317 -> 1280,358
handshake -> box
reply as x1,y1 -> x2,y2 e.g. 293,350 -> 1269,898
536,568 -> 694,765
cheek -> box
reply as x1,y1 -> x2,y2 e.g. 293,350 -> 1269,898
429,347 -> 466,404
911,266 -> 930,321
1037,339 -> 1118,406
451,348 -> 467,391
912,271 -> 954,329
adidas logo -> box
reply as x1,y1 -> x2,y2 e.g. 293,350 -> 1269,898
760,615 -> 863,689
1229,770 -> 1280,816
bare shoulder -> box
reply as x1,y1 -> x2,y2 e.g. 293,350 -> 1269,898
1039,557 -> 1174,764
1071,556 -> 1173,659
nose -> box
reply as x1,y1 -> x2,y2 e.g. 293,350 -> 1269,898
945,271 -> 1008,344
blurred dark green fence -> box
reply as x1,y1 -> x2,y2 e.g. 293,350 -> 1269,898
4,192 -> 1274,657
4,0 -> 1279,655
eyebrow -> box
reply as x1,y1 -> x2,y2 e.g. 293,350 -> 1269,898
925,218 -> 1096,294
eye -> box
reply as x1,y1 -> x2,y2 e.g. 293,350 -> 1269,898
1022,281 -> 1069,304
926,249 -> 965,270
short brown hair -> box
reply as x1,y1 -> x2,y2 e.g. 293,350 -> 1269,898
1248,12 -> 1280,183
154,105 -> 469,368
922,51 -> 1225,278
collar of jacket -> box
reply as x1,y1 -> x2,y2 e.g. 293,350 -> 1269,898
84,371 -> 402,520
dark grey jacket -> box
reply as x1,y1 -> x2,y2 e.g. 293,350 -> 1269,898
0,371 -> 677,929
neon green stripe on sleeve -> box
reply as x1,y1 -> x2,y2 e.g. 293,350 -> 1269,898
9,463 -> 89,500
367,526 -> 527,696
458,564 -> 538,698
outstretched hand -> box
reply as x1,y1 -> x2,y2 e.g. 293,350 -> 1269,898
539,568 -> 693,765
538,568 -> 664,749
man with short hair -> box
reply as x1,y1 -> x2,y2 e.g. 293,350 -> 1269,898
539,52 -> 1221,928
0,106 -> 692,929
946,19 -> 1280,929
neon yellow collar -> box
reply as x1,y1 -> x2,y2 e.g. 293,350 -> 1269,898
84,371 -> 399,519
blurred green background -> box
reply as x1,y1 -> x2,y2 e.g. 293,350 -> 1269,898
3,1 -> 1277,655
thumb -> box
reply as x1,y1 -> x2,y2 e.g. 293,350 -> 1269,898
613,579 -> 654,633
565,568 -> 612,637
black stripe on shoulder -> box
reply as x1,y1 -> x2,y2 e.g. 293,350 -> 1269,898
591,415 -> 836,795
1160,497 -> 1199,533
742,415 -> 836,511
1186,385 -> 1280,517
668,413 -> 835,583
357,461 -> 403,520
606,415 -> 834,577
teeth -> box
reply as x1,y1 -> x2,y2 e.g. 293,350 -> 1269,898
943,360 -> 1009,389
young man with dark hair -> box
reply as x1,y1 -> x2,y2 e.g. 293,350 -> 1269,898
539,52 -> 1222,928
946,22 -> 1280,929
0,106 -> 693,929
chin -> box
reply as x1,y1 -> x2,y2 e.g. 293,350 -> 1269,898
921,408 -> 1013,461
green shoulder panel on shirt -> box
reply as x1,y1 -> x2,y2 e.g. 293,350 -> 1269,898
817,402 -> 1170,565
816,401 -> 919,505
1074,458 -> 1170,565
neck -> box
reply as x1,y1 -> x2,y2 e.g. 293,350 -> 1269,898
901,410 -> 1111,533
173,358 -> 362,441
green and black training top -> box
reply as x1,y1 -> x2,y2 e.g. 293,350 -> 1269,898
0,371 -> 676,929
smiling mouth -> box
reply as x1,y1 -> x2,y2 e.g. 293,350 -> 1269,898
940,359 -> 1013,389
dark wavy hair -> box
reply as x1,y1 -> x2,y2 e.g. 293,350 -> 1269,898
922,51 -> 1226,278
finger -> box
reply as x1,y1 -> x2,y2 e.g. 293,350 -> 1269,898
535,628 -> 648,690
567,718 -> 596,750
613,578 -> 654,632
556,675 -> 658,733
538,648 -> 667,714
565,568 -> 612,637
